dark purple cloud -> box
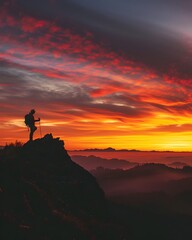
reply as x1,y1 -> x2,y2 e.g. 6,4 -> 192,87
3,0 -> 192,81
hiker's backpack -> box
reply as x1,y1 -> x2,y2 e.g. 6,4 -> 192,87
24,114 -> 31,126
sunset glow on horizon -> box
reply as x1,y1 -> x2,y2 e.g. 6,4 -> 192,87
1,0 -> 192,151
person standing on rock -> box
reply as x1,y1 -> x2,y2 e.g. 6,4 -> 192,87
25,109 -> 40,141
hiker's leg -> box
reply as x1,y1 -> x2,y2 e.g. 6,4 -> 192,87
29,127 -> 33,141
29,126 -> 37,141
32,126 -> 37,140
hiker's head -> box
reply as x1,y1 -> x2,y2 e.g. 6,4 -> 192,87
30,109 -> 35,114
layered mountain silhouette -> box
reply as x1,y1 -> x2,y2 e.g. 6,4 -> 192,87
168,161 -> 189,168
90,164 -> 192,239
92,164 -> 192,214
0,134 -> 128,240
71,155 -> 138,170
91,164 -> 192,195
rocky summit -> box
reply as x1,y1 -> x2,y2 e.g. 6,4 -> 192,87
1,134 -> 126,240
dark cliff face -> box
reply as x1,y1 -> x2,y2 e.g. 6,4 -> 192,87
0,134 -> 115,240
21,134 -> 107,217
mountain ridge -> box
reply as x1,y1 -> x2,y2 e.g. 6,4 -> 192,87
0,134 -> 129,239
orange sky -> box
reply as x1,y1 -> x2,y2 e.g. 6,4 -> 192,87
1,1 -> 192,151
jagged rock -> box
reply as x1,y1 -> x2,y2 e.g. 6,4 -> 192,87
22,133 -> 71,162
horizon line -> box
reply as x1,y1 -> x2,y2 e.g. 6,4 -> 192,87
1,142 -> 192,153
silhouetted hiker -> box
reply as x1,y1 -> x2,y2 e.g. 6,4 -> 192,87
25,109 -> 40,141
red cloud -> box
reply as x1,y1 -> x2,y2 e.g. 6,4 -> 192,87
21,16 -> 48,33
0,6 -> 144,80
90,88 -> 117,97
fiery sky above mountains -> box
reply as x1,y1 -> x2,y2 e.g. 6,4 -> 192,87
1,0 -> 192,150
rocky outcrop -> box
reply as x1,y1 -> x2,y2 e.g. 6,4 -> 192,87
0,134 -> 115,240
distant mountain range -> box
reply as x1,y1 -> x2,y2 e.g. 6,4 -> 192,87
70,147 -> 141,152
70,147 -> 185,153
71,155 -> 138,170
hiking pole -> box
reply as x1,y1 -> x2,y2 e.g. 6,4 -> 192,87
39,120 -> 42,138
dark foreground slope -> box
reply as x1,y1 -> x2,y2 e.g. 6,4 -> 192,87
0,135 -> 128,240
2,135 -> 192,240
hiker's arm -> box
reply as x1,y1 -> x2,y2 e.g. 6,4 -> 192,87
35,118 -> 40,122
